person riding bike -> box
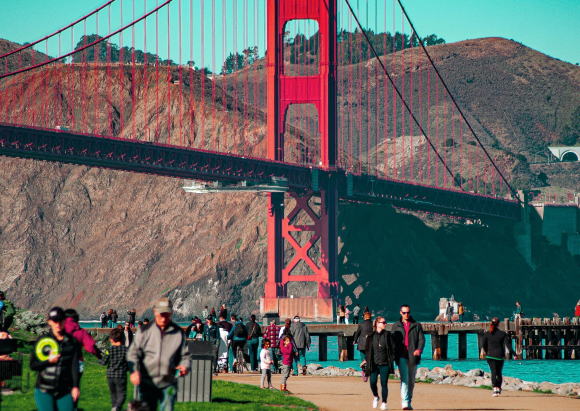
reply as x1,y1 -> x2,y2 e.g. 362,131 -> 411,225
227,316 -> 248,372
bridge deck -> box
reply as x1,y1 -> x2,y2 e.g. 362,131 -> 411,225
0,124 -> 521,220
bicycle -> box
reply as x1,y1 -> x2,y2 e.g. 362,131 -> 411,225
234,345 -> 246,374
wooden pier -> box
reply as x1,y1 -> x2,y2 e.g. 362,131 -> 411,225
85,317 -> 580,362
303,318 -> 580,362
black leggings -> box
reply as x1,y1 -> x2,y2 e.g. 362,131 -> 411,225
487,358 -> 504,389
369,365 -> 389,402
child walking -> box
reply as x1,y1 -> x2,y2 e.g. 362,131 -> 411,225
279,335 -> 294,392
101,328 -> 128,411
260,339 -> 274,389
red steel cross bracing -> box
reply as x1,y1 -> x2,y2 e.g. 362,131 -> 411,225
264,0 -> 338,302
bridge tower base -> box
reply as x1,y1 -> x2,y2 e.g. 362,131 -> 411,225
262,0 -> 338,322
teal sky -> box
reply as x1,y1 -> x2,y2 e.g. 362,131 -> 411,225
0,0 -> 578,66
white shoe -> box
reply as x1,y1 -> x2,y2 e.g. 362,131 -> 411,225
372,397 -> 380,409
380,402 -> 388,410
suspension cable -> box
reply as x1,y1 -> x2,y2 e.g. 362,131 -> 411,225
396,0 -> 520,202
343,0 -> 463,189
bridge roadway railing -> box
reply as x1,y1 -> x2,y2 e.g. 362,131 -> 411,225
0,124 -> 521,220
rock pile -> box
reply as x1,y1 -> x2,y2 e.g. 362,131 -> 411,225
413,364 -> 580,397
305,363 -> 580,397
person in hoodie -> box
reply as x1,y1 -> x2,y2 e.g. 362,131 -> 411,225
289,316 -> 310,376
391,304 -> 425,411
31,307 -> 81,411
227,315 -> 248,371
127,298 -> 189,411
353,311 -> 373,360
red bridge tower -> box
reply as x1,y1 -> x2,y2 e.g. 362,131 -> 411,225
260,0 -> 338,321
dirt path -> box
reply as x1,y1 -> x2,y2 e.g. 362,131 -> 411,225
217,374 -> 579,410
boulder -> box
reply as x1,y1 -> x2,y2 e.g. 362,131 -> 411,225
465,368 -> 485,377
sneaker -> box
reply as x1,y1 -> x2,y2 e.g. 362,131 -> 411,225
492,388 -> 499,397
380,402 -> 388,410
402,407 -> 413,410
372,397 -> 380,409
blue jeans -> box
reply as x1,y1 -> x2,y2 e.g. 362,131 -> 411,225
139,382 -> 177,411
247,338 -> 260,371
34,388 -> 74,411
398,357 -> 417,407
293,348 -> 307,375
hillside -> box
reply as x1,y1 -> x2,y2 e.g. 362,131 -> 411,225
0,37 -> 579,319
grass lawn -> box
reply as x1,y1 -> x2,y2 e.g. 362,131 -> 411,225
3,355 -> 317,410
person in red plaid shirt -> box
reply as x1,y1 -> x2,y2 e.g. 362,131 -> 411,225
264,319 -> 281,372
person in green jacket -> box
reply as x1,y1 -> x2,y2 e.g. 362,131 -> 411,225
0,291 -> 16,332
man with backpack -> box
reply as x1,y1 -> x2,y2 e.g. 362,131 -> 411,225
289,316 -> 311,376
227,315 -> 248,371
0,291 -> 16,332
245,315 -> 262,371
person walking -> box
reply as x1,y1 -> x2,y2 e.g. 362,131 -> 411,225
246,314 -> 262,371
575,300 -> 580,317
289,316 -> 310,376
101,328 -> 128,411
458,303 -> 465,323
127,298 -> 189,411
228,315 -> 248,371
353,311 -> 373,361
352,304 -> 361,324
106,309 -> 114,328
127,309 -> 137,327
279,335 -> 294,392
0,291 -> 16,332
264,319 -> 281,372
123,322 -> 134,347
219,304 -> 228,320
361,316 -> 395,410
100,312 -> 108,328
338,305 -> 346,324
445,303 -> 453,323
392,304 -> 425,410
260,339 -> 274,389
279,318 -> 292,340
513,301 -> 523,320
111,310 -> 119,327
203,317 -> 219,345
481,317 -> 517,397
30,307 -> 81,411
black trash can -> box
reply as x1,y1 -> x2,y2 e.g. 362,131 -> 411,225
176,341 -> 217,403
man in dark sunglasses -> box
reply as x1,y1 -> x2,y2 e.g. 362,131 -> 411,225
391,305 -> 425,410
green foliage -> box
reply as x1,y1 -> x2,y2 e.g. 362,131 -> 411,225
285,29 -> 445,66
72,34 -> 175,66
3,355 -> 318,410
13,310 -> 47,337
221,46 -> 259,74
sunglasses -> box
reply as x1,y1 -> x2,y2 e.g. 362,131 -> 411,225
377,321 -> 386,324
401,311 -> 410,315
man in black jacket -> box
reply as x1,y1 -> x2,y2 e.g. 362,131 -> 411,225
352,311 -> 373,360
391,304 -> 425,411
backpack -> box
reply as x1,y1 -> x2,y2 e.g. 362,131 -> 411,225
234,324 -> 247,338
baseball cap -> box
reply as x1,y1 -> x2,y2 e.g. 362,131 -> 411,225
153,297 -> 173,314
48,307 -> 65,322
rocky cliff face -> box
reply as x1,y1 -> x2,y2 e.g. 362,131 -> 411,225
0,37 -> 578,319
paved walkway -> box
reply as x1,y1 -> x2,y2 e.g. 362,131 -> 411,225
217,374 -> 579,410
